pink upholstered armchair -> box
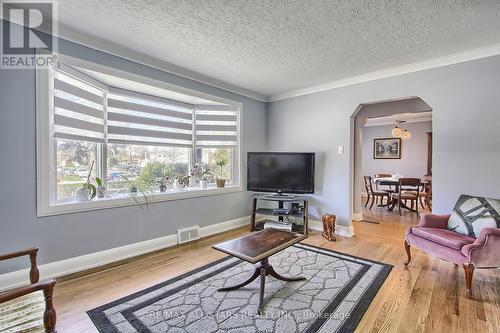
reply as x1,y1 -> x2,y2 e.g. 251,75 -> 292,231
404,213 -> 500,296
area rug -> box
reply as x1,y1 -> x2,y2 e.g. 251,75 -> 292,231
88,244 -> 392,333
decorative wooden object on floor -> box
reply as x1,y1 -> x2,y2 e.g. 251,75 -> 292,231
0,248 -> 57,333
212,229 -> 308,314
321,214 -> 336,241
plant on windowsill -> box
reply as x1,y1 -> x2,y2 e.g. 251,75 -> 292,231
95,177 -> 107,198
157,176 -> 171,192
190,164 -> 211,189
76,161 -> 96,202
118,175 -> 151,208
215,157 -> 228,188
174,174 -> 190,190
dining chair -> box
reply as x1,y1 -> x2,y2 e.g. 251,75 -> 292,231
406,181 -> 432,210
393,178 -> 421,216
364,176 -> 390,209
420,181 -> 432,210
373,173 -> 394,192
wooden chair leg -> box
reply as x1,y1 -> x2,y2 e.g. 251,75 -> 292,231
419,197 -> 425,209
398,198 -> 402,215
415,199 -> 419,217
370,195 -> 375,209
365,194 -> 370,207
463,263 -> 475,297
43,282 -> 57,333
404,240 -> 411,266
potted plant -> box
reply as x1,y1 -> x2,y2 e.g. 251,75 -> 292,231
215,157 -> 228,188
118,175 -> 151,209
76,161 -> 96,202
95,177 -> 107,198
157,176 -> 171,192
174,175 -> 190,190
190,164 -> 211,189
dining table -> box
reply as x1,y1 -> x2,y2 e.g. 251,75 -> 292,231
373,177 -> 431,212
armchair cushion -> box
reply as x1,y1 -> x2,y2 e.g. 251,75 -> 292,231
447,194 -> 500,237
0,291 -> 45,333
412,227 -> 475,250
419,213 -> 450,229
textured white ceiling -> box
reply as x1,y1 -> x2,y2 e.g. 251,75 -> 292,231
56,0 -> 500,98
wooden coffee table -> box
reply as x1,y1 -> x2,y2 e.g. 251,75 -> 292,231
212,228 -> 308,314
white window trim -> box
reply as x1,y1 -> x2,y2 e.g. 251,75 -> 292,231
36,53 -> 243,217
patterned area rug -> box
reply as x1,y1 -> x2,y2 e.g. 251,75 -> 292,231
88,244 -> 392,333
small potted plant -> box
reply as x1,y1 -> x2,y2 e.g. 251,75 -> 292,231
76,161 -> 96,202
157,176 -> 171,192
190,164 -> 211,189
118,175 -> 151,208
95,177 -> 107,198
174,175 -> 190,190
215,157 -> 228,188
198,169 -> 211,189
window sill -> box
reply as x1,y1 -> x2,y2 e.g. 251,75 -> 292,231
37,185 -> 242,217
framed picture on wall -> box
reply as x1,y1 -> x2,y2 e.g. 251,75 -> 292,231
373,138 -> 401,159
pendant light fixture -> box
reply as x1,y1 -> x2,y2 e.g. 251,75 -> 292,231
401,121 -> 411,140
391,120 -> 403,138
392,120 -> 412,140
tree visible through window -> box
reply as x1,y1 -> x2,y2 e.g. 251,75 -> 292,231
56,139 -> 97,200
106,144 -> 189,193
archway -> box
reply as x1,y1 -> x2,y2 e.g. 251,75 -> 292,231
350,97 -> 433,221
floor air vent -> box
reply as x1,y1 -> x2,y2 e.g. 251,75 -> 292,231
177,226 -> 200,244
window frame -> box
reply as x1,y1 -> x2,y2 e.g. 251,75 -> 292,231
36,54 -> 242,217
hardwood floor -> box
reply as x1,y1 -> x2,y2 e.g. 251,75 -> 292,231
53,206 -> 500,332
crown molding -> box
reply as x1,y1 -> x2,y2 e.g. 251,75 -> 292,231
365,111 -> 432,127
269,43 -> 500,102
54,25 -> 268,103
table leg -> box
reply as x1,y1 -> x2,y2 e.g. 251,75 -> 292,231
218,268 -> 260,291
258,266 -> 266,314
218,258 -> 306,314
268,265 -> 306,282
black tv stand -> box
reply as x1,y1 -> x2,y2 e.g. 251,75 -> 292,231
250,193 -> 309,235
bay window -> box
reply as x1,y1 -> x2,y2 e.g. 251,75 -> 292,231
37,58 -> 241,216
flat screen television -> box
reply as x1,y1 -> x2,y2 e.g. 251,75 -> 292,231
247,152 -> 315,194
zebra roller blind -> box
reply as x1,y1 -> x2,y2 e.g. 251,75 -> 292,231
195,104 -> 238,148
106,91 -> 194,148
53,70 -> 105,143
52,65 -> 238,149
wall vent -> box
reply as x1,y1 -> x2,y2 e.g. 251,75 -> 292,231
177,226 -> 200,244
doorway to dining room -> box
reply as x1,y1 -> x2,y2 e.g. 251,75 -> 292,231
352,97 -> 433,224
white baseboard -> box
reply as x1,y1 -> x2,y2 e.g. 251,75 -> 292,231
199,216 -> 250,238
0,216 -> 251,291
309,219 -> 355,238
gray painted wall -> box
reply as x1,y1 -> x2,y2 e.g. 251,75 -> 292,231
0,37 -> 267,273
267,55 -> 500,227
362,121 -> 432,179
